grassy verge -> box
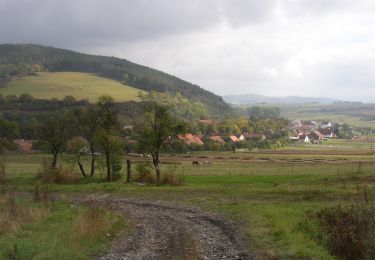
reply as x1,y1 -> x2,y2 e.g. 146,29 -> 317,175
0,191 -> 127,259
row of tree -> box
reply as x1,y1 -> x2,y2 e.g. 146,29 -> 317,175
32,96 -> 185,183
35,96 -> 121,181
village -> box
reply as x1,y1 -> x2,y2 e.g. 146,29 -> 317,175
174,120 -> 339,148
11,118 -> 355,155
288,120 -> 336,143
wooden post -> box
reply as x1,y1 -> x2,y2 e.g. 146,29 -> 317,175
126,159 -> 131,183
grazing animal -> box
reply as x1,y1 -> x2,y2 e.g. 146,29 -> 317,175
192,161 -> 200,166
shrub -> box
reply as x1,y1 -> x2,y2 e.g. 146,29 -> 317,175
110,159 -> 122,181
133,162 -> 185,185
133,162 -> 155,184
36,159 -> 79,184
161,164 -> 185,186
315,186 -> 375,259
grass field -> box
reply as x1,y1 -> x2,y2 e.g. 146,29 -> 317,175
280,105 -> 375,128
0,72 -> 146,102
284,111 -> 375,128
0,193 -> 127,259
2,148 -> 375,259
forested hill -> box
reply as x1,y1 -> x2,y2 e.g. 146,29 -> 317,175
0,44 -> 230,117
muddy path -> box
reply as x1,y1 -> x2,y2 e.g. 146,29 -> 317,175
67,194 -> 252,260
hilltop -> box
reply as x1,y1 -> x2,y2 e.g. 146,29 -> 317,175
0,44 -> 230,117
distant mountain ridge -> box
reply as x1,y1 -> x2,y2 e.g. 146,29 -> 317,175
0,44 -> 231,117
223,93 -> 335,105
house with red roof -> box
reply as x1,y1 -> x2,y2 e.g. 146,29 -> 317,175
177,133 -> 204,146
208,135 -> 225,144
228,135 -> 239,143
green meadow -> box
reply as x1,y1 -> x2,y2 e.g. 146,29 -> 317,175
0,194 -> 127,259
1,72 -> 146,102
2,149 -> 375,259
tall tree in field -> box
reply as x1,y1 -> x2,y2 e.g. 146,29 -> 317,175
96,96 -> 121,182
136,103 -> 185,184
37,112 -> 72,169
75,105 -> 102,177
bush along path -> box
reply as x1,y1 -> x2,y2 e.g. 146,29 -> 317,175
68,194 -> 252,260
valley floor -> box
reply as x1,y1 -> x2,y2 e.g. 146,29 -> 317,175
2,145 -> 375,259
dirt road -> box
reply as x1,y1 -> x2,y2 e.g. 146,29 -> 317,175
73,194 -> 252,260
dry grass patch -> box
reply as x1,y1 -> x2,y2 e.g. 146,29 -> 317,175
72,201 -> 107,238
69,199 -> 126,255
36,159 -> 79,184
315,186 -> 375,259
0,192 -> 45,234
0,156 -> 7,184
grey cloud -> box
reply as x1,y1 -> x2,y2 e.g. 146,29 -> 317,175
1,0 -> 375,102
0,0 -> 222,47
220,0 -> 277,26
0,0 -> 280,48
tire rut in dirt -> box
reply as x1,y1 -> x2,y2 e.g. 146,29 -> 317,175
94,197 -> 251,260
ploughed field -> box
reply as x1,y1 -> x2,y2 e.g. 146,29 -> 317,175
2,147 -> 375,259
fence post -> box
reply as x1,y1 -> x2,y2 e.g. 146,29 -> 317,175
126,159 -> 131,183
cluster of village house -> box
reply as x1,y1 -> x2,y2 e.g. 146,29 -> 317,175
288,120 -> 336,144
125,119 -> 274,147
174,120 -> 337,146
175,132 -> 268,146
12,120 -> 337,153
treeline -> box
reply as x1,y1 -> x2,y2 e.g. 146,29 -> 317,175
0,95 -> 133,181
0,44 -> 231,117
0,91 -> 211,134
246,106 -> 281,119
139,91 -> 209,120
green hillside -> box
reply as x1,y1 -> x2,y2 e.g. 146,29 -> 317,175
0,44 -> 231,117
1,72 -> 145,102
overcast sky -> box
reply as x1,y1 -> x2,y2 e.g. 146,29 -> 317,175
1,0 -> 375,102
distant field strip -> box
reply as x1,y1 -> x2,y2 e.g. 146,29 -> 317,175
1,72 -> 146,102
282,110 -> 375,128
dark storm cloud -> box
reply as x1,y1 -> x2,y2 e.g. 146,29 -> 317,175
0,0 -> 218,47
0,0 -> 276,48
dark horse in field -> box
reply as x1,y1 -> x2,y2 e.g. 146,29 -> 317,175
192,161 -> 200,166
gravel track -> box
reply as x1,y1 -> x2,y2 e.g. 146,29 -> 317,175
72,194 -> 252,260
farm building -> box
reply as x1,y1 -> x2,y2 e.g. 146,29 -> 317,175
208,135 -> 225,144
320,121 -> 333,129
318,128 -> 336,139
299,134 -> 310,143
177,133 -> 204,146
228,135 -> 240,143
308,131 -> 324,142
13,139 -> 33,153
